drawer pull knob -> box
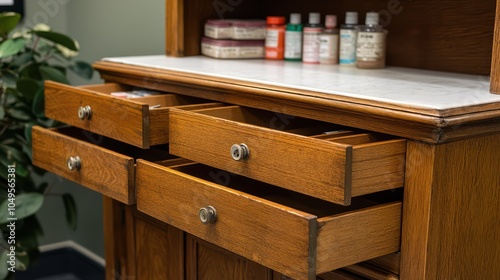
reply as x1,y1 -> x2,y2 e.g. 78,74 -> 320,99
67,156 -> 81,171
230,143 -> 249,161
199,206 -> 217,224
78,105 -> 92,120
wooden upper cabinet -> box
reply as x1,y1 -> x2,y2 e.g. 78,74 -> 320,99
165,0 -> 500,93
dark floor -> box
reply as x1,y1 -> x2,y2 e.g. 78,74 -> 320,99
16,247 -> 104,280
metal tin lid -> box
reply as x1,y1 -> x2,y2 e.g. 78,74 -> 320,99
231,19 -> 266,27
206,19 -> 265,27
202,37 -> 265,47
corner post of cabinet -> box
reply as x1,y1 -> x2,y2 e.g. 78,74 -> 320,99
400,135 -> 500,279
103,196 -> 136,279
166,0 -> 185,56
490,0 -> 500,94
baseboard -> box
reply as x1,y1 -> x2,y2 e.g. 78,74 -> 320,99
39,240 -> 105,267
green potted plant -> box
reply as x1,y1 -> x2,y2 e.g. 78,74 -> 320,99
0,12 -> 94,278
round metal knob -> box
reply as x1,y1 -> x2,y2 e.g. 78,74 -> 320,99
67,156 -> 81,171
199,206 -> 217,224
78,105 -> 92,120
230,143 -> 249,161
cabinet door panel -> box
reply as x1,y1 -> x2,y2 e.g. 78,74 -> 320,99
135,216 -> 184,280
186,235 -> 272,280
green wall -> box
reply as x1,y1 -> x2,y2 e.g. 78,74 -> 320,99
26,0 -> 165,258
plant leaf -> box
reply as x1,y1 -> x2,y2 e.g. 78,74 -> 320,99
32,87 -> 45,118
16,78 -> 41,105
39,65 -> 69,84
0,193 -> 44,224
0,38 -> 26,58
0,144 -> 26,163
20,62 -> 42,80
69,61 -> 94,79
0,251 -> 9,280
0,12 -> 21,37
6,106 -> 31,121
22,143 -> 33,162
12,52 -> 34,67
31,31 -> 78,51
0,69 -> 18,88
62,193 -> 77,230
24,123 -> 35,144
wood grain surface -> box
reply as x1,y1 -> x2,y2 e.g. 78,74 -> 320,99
491,0 -> 500,94
186,235 -> 272,280
169,107 -> 405,204
166,0 -> 495,75
32,126 -> 135,204
135,215 -> 185,279
401,134 -> 500,279
136,159 -> 316,279
136,160 -> 402,279
45,81 -> 150,148
94,61 -> 500,144
316,202 -> 402,274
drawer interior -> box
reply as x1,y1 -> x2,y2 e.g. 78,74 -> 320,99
53,126 -> 173,162
164,161 -> 403,218
79,83 -> 214,109
192,105 -> 398,142
193,105 -> 343,136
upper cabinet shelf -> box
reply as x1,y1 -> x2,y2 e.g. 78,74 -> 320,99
165,0 -> 500,93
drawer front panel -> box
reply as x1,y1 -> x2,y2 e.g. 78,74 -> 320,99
45,81 -> 148,148
316,203 -> 402,274
32,126 -> 135,204
136,160 -> 402,280
169,107 -> 406,206
136,159 -> 315,279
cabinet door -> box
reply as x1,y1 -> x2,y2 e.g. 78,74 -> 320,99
134,214 -> 184,279
186,234 -> 272,280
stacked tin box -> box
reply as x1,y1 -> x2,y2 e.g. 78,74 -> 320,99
201,19 -> 266,59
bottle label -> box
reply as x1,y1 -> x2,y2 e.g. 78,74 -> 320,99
284,31 -> 302,59
319,33 -> 339,64
339,29 -> 357,65
356,32 -> 386,61
302,28 -> 322,63
266,29 -> 280,47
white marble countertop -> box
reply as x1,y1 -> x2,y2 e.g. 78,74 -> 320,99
103,55 -> 500,113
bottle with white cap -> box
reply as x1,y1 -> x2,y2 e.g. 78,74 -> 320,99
356,12 -> 387,69
339,11 -> 359,66
302,12 -> 323,64
284,13 -> 303,61
319,15 -> 339,64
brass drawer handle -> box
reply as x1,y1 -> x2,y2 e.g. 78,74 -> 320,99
199,206 -> 217,224
78,105 -> 92,120
230,143 -> 249,161
67,156 -> 81,171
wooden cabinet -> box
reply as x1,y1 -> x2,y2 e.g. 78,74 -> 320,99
32,0 -> 500,279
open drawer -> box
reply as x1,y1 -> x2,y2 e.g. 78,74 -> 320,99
136,160 -> 402,280
168,106 -> 407,205
32,126 -> 174,204
44,81 -> 222,148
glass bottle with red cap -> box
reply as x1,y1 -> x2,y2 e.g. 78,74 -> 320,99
265,16 -> 286,60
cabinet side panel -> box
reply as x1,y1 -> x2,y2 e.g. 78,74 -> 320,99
401,134 -> 500,279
